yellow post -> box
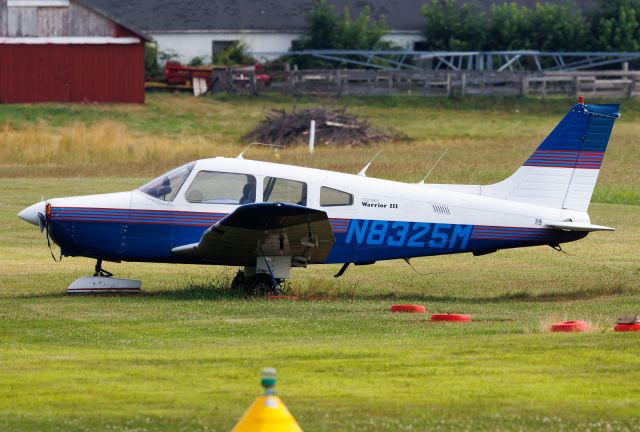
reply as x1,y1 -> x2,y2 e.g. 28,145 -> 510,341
231,368 -> 303,432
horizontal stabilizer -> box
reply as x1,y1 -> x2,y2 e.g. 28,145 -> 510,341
544,221 -> 614,232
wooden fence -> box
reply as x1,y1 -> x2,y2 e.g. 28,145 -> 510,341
266,70 -> 640,98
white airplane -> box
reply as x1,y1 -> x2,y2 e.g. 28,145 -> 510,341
18,99 -> 619,294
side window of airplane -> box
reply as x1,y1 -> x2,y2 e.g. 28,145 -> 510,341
263,177 -> 307,206
185,171 -> 256,205
320,187 -> 353,207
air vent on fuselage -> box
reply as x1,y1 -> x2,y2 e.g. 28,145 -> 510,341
432,204 -> 451,215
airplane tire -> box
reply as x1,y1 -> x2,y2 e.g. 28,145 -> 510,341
231,270 -> 246,292
246,273 -> 278,296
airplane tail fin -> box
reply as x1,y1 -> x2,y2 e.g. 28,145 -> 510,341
483,100 -> 620,212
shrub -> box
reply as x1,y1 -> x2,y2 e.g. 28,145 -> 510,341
213,41 -> 256,66
291,0 -> 393,68
421,0 -> 639,52
421,0 -> 487,50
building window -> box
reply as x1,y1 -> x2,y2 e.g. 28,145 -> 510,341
186,171 -> 256,205
413,41 -> 429,51
320,187 -> 353,207
263,177 -> 307,206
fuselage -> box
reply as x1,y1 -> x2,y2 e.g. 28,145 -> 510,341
38,157 -> 588,265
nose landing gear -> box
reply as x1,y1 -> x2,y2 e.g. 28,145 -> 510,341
93,259 -> 113,277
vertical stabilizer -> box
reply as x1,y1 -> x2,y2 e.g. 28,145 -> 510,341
483,101 -> 620,211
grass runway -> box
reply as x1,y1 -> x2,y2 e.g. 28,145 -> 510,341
1,94 -> 639,431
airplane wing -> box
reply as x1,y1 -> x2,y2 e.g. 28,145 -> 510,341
544,221 -> 615,232
171,202 -> 335,266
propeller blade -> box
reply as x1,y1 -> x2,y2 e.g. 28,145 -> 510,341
37,212 -> 46,233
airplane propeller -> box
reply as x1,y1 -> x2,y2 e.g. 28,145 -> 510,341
37,212 -> 46,233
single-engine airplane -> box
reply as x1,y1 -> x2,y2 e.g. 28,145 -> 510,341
18,99 -> 620,294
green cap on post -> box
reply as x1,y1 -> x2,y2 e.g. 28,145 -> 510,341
261,368 -> 277,395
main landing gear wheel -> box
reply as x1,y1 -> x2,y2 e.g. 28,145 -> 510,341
231,270 -> 246,292
245,273 -> 283,296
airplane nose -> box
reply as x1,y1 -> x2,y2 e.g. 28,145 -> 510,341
18,201 -> 46,226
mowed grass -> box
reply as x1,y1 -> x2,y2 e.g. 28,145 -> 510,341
1,94 -> 640,431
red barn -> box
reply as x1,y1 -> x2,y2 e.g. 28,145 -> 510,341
0,0 -> 150,103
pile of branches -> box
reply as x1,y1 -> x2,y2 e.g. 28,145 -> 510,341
243,107 -> 399,147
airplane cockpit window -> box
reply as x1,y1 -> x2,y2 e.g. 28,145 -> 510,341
185,171 -> 256,205
138,162 -> 195,201
320,186 -> 353,207
263,177 -> 307,206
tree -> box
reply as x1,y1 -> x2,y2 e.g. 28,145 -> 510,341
336,7 -> 389,49
144,42 -> 161,79
421,1 -> 589,52
293,0 -> 339,50
421,0 -> 487,50
587,0 -> 640,51
292,0 -> 391,55
527,3 -> 586,51
213,41 -> 256,66
485,3 -> 531,50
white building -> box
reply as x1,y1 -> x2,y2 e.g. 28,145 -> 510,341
86,0 -> 427,63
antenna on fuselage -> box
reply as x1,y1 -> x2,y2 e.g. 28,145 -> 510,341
237,142 -> 285,159
418,148 -> 449,184
357,149 -> 383,177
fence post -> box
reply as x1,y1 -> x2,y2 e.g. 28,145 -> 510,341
285,63 -> 292,89
574,75 -> 579,98
623,63 -> 632,98
461,73 -> 467,96
446,73 -> 451,97
521,75 -> 528,96
250,70 -> 257,95
423,73 -> 428,97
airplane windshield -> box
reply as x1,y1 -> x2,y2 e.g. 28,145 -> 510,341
138,162 -> 195,201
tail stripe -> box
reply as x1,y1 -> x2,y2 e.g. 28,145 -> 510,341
524,149 -> 604,169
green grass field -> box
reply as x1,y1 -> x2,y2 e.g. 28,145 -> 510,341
1,94 -> 639,431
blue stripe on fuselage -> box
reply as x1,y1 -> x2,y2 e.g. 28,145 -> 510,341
48,208 -> 587,264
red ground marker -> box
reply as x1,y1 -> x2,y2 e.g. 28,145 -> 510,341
390,304 -> 426,313
431,313 -> 472,322
614,323 -> 640,332
551,320 -> 589,332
